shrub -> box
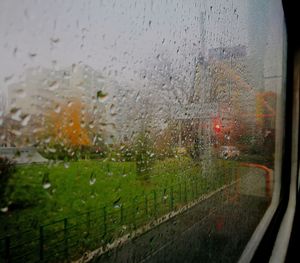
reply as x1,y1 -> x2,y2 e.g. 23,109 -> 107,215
153,130 -> 175,160
188,137 -> 205,161
39,143 -> 108,161
0,157 -> 16,207
118,143 -> 135,162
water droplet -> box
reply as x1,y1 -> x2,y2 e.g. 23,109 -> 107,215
10,108 -> 22,121
97,90 -> 108,102
80,121 -> 86,128
43,182 -> 51,189
54,105 -> 61,113
109,104 -> 116,116
113,197 -> 121,208
42,172 -> 51,189
1,207 -> 8,213
28,52 -> 37,58
48,80 -> 59,91
4,75 -> 13,82
15,89 -> 26,98
47,147 -> 56,153
89,172 -> 96,185
13,47 -> 18,56
21,114 -> 31,126
50,37 -> 60,44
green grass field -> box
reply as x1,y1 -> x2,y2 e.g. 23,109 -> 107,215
0,157 -> 241,262
0,157 -> 204,232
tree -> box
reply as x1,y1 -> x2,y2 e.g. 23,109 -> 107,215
51,99 -> 91,146
134,130 -> 155,182
153,125 -> 176,160
40,99 -> 93,159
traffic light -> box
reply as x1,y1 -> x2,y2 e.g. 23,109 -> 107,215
214,124 -> 221,133
213,118 -> 222,134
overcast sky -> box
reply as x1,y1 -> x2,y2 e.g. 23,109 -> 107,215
0,0 -> 251,92
0,0 -> 286,108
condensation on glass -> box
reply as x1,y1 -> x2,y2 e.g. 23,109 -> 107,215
0,0 -> 286,262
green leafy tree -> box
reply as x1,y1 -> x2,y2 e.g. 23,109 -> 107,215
134,131 -> 155,182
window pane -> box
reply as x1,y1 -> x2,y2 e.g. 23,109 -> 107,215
0,0 -> 285,262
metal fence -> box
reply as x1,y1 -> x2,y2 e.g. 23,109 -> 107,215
0,161 -> 239,263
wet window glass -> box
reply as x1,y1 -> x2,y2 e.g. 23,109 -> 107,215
0,0 -> 286,262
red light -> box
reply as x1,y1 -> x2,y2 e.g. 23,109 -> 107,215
214,124 -> 221,133
213,118 -> 222,133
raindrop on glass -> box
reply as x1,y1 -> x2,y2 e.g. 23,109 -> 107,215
0,207 -> 8,213
48,80 -> 60,91
89,172 -> 96,185
97,90 -> 108,102
43,182 -> 51,189
21,114 -> 31,126
50,37 -> 60,44
42,172 -> 51,189
54,105 -> 61,113
113,197 -> 121,208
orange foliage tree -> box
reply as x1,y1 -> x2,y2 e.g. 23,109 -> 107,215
48,99 -> 91,147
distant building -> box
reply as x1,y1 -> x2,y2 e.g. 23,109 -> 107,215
4,64 -> 112,147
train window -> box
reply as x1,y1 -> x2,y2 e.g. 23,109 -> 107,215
0,0 -> 286,262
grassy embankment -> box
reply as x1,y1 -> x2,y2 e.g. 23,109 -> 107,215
0,157 -> 238,235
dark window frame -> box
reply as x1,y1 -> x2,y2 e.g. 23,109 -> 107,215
239,1 -> 299,262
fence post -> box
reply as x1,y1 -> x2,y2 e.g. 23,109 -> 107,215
102,206 -> 107,237
39,226 -> 44,261
153,190 -> 157,219
191,180 -> 195,199
87,211 -> 91,236
169,186 -> 174,211
184,181 -> 187,203
145,195 -> 148,216
218,160 -> 221,178
120,204 -> 124,224
224,161 -> 228,184
64,218 -> 69,260
179,183 -> 182,203
5,236 -> 10,263
132,198 -> 137,230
